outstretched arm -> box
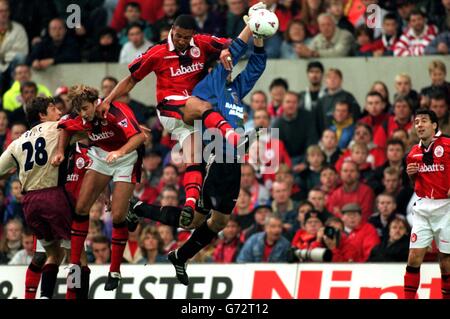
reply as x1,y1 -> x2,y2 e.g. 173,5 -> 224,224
98,75 -> 138,117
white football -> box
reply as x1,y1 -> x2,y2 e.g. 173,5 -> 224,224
248,9 -> 279,39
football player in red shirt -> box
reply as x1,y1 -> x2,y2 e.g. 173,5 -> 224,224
404,109 -> 450,299
99,14 -> 249,227
53,85 -> 147,291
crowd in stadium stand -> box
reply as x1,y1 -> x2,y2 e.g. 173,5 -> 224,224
0,0 -> 450,265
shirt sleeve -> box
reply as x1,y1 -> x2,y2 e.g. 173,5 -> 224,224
194,34 -> 230,56
108,103 -> 142,139
57,113 -> 85,133
0,144 -> 16,176
128,45 -> 159,81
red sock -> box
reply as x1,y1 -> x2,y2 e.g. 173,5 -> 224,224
25,262 -> 43,299
404,266 -> 420,299
442,273 -> 450,299
70,215 -> 90,265
202,109 -> 241,146
110,222 -> 128,273
183,164 -> 203,210
66,288 -> 77,300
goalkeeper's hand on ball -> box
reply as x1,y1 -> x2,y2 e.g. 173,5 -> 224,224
248,1 -> 266,17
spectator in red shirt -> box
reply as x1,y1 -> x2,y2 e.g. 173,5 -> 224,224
110,0 -> 164,31
319,165 -> 340,199
394,9 -> 438,57
354,25 -> 384,56
337,122 -> 386,168
374,96 -> 414,148
291,210 -> 325,250
359,91 -> 390,135
267,78 -> 288,118
247,109 -> 292,183
341,203 -> 380,262
213,215 -> 242,263
157,224 -> 178,255
326,161 -> 375,222
240,163 -> 270,209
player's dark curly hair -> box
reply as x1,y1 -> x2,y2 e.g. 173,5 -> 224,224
26,96 -> 54,127
68,85 -> 99,112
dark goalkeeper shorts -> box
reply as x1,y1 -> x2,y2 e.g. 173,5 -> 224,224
198,158 -> 241,215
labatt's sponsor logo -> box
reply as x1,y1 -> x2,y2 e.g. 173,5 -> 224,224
251,270 -> 444,299
170,62 -> 204,77
418,163 -> 445,172
66,173 -> 79,182
89,131 -> 114,141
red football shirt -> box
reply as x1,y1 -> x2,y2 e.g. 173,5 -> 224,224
65,142 -> 91,201
406,131 -> 450,199
58,101 -> 141,152
128,32 -> 229,105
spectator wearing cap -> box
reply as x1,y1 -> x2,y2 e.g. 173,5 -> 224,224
326,161 -> 375,222
2,64 -> 51,113
119,23 -> 153,64
368,217 -> 409,262
291,210 -> 325,250
213,215 -> 243,263
27,18 -> 81,70
341,203 -> 380,262
236,215 -> 290,263
242,202 -> 273,242
394,9 -> 438,57
298,61 -> 325,113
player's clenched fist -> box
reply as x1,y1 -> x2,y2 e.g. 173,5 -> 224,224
406,162 -> 419,176
51,152 -> 65,166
